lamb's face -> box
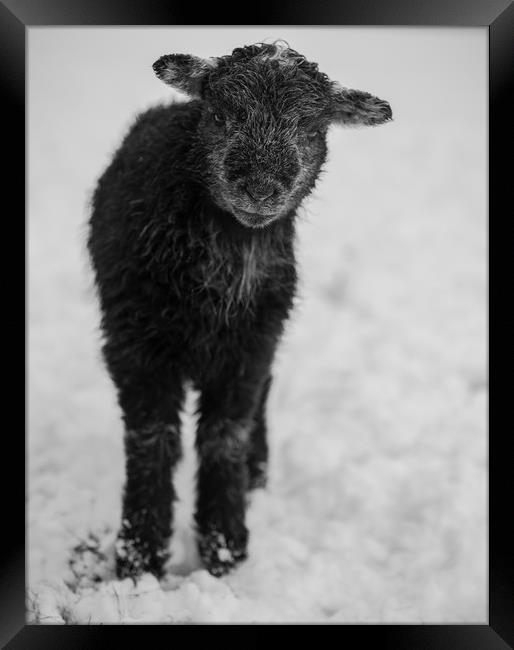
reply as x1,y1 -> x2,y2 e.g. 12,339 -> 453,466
153,43 -> 393,229
199,56 -> 334,228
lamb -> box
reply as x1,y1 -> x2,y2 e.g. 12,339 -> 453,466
87,41 -> 392,579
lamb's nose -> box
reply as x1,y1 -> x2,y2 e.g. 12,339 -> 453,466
245,183 -> 276,202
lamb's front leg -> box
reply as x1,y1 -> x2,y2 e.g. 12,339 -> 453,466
112,367 -> 184,581
117,420 -> 182,580
195,374 -> 266,576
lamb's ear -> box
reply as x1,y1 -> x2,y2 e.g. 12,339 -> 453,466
152,54 -> 218,98
330,84 -> 392,126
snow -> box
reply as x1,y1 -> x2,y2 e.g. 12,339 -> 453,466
28,28 -> 487,623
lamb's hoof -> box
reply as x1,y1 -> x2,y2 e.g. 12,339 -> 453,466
247,461 -> 268,490
115,535 -> 168,582
198,526 -> 248,577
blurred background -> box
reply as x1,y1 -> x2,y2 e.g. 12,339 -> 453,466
28,27 -> 487,623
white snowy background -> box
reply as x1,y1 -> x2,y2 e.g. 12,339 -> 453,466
28,27 -> 487,623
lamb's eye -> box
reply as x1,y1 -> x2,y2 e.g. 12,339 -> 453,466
213,112 -> 225,127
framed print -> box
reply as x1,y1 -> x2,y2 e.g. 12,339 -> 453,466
3,0 -> 511,646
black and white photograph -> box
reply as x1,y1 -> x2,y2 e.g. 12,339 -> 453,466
27,26 -> 487,624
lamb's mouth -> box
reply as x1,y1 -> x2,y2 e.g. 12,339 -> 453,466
231,207 -> 279,229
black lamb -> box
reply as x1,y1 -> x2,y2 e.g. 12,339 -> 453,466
87,41 -> 392,579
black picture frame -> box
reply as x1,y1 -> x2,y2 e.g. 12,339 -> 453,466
5,0 -> 509,646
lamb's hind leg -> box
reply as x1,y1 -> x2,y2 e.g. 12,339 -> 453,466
112,364 -> 184,580
246,374 -> 272,490
195,370 -> 269,576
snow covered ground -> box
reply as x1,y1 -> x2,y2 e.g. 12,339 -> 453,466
28,28 -> 487,623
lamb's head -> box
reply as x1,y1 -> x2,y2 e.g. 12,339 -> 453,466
153,42 -> 392,229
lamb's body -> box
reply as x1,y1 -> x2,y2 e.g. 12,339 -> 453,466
89,102 -> 297,577
90,102 -> 296,380
88,42 -> 391,579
